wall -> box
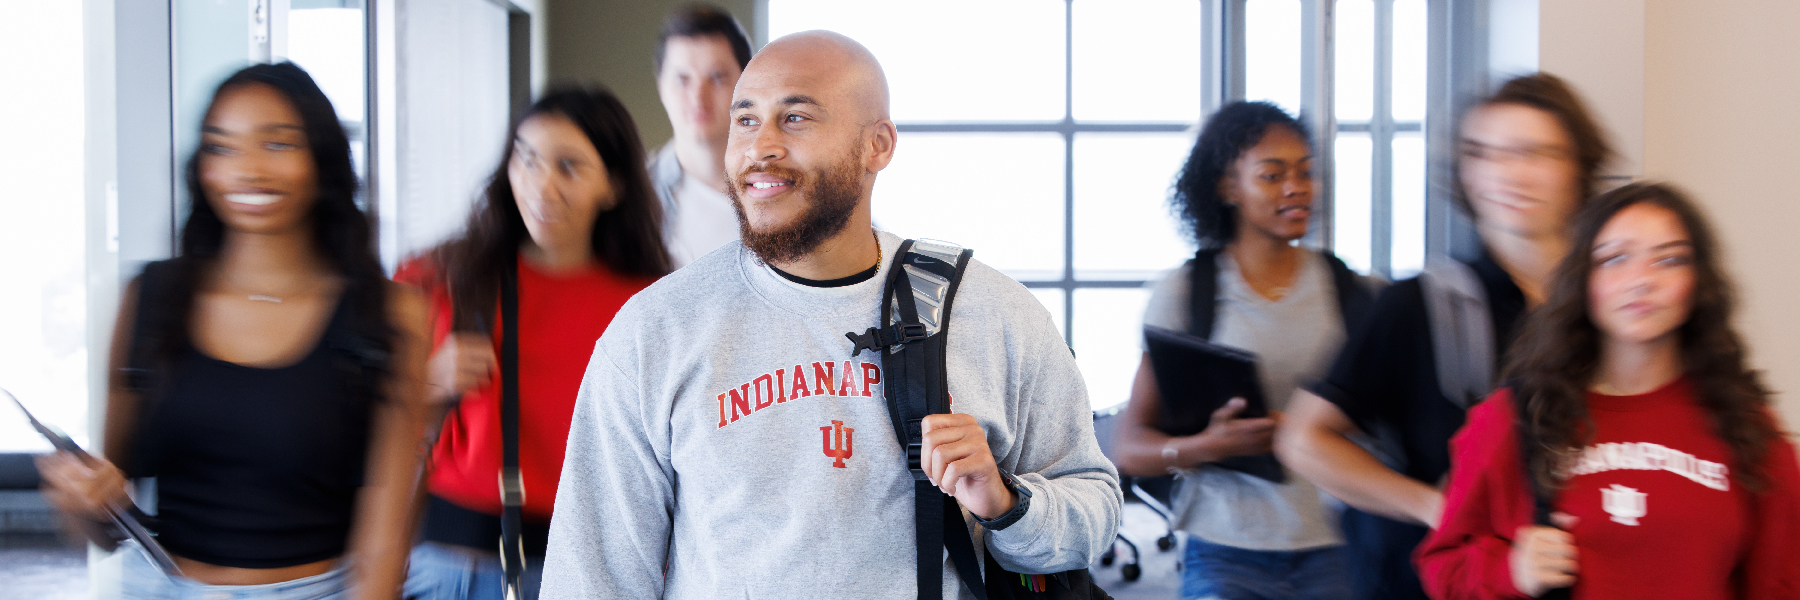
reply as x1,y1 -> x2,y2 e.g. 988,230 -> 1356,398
546,0 -> 757,151
1641,1 -> 1800,428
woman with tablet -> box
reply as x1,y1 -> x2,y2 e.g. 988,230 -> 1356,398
36,62 -> 432,600
1112,101 -> 1377,600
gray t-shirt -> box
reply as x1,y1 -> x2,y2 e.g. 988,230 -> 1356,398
1142,251 -> 1347,551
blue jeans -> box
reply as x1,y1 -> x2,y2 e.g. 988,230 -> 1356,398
403,542 -> 544,600
1180,537 -> 1351,600
118,542 -> 350,600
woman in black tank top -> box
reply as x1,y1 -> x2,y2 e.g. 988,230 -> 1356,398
36,63 -> 432,600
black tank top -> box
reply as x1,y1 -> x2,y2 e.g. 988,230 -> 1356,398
132,288 -> 375,569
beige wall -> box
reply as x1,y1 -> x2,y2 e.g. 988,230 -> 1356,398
545,0 -> 758,152
1641,1 -> 1800,427
1543,1 -> 1800,426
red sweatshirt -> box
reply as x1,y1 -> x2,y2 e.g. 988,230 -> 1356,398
396,256 -> 654,521
1416,379 -> 1800,600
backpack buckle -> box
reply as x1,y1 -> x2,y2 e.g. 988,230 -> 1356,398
846,322 -> 931,356
906,442 -> 928,479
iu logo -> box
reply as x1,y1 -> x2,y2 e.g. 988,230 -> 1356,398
1602,484 -> 1647,526
820,420 -> 854,468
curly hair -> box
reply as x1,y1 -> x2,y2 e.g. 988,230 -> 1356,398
1504,182 -> 1780,493
1171,101 -> 1309,249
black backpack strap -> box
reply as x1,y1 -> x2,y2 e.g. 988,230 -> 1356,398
498,259 -> 527,600
1512,391 -> 1571,600
1184,248 -> 1223,340
851,239 -> 985,600
1319,250 -> 1374,329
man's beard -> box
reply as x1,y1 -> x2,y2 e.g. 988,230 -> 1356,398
727,157 -> 864,265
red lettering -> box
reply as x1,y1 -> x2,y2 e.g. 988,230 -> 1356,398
813,362 -> 836,397
790,365 -> 811,398
861,362 -> 881,397
838,361 -> 856,396
728,384 -> 752,422
716,391 -> 728,428
775,368 -> 788,403
753,374 -> 776,411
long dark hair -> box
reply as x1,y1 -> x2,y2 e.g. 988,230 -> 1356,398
146,62 -> 392,399
434,85 -> 671,331
1452,73 -> 1612,215
1505,182 -> 1779,492
1171,101 -> 1309,249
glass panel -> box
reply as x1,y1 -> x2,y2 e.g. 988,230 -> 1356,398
175,0 -> 260,213
1072,133 -> 1195,279
1071,0 -> 1201,122
1333,132 -> 1373,274
1030,288 -> 1068,340
0,0 -> 88,452
767,0 -> 1065,122
872,133 -> 1065,279
1391,133 -> 1426,277
1073,288 -> 1152,411
1392,0 -> 1428,122
287,3 -> 368,199
1334,0 -> 1374,122
1245,0 -> 1302,115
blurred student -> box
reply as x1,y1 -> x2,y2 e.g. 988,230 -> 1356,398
1417,182 -> 1800,599
1112,101 -> 1376,600
1275,73 -> 1612,600
650,4 -> 754,267
395,86 -> 671,600
37,62 -> 432,600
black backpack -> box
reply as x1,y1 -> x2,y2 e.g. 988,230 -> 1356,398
845,239 -> 1112,600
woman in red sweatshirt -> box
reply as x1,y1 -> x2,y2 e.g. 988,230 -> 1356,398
1415,182 -> 1800,599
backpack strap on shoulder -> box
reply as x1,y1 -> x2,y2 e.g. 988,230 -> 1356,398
846,239 -> 985,600
1319,250 -> 1374,329
1185,248 -> 1224,340
1420,255 -> 1495,409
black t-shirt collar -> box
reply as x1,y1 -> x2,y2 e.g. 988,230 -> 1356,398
770,262 -> 881,288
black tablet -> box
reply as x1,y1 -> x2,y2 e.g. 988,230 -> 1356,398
1143,326 -> 1285,483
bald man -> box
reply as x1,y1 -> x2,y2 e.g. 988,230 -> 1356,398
540,32 -> 1120,599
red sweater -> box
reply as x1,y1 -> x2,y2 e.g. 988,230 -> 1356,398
396,256 -> 654,521
1416,380 -> 1800,600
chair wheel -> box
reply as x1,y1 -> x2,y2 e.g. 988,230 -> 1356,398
1157,533 -> 1176,551
1121,563 -> 1142,582
1100,548 -> 1116,566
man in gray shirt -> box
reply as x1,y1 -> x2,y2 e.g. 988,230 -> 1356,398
540,31 -> 1121,599
649,5 -> 752,267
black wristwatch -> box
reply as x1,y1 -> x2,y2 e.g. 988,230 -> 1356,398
974,468 -> 1032,531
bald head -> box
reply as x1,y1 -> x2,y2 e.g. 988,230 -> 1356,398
737,30 -> 890,123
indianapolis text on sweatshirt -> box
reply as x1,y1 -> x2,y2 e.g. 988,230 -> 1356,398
539,231 -> 1123,600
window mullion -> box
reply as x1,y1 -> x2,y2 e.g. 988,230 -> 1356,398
1371,0 -> 1395,278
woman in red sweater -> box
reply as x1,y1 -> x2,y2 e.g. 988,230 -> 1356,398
1416,182 -> 1800,599
396,86 -> 671,600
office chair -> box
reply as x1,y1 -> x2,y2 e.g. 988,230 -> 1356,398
1091,405 -> 1180,583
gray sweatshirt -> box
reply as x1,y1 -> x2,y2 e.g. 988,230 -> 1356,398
540,230 -> 1121,600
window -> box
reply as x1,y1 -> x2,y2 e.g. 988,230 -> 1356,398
1241,0 -> 1429,278
765,0 -> 1446,409
767,0 -> 1204,410
0,1 -> 89,452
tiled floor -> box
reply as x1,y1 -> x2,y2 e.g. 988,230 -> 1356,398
0,501 -> 1183,600
1,533 -> 88,600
